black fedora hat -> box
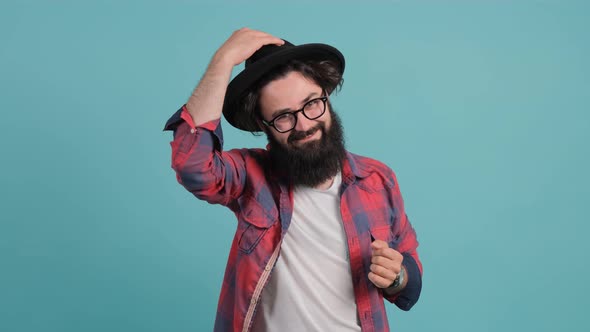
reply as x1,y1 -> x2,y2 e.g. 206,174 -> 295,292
222,39 -> 345,132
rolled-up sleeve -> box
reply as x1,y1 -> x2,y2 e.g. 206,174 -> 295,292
164,105 -> 246,207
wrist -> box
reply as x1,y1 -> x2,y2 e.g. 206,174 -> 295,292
210,52 -> 235,72
383,265 -> 406,296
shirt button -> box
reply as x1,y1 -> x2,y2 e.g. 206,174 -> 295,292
190,128 -> 196,134
265,265 -> 272,271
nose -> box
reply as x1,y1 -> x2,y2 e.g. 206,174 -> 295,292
293,111 -> 315,132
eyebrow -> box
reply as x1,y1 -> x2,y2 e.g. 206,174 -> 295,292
270,91 -> 321,119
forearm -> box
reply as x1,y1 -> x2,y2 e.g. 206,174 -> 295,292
398,254 -> 422,309
165,28 -> 285,205
185,28 -> 284,127
379,169 -> 423,309
383,212 -> 422,310
185,55 -> 233,127
382,251 -> 422,311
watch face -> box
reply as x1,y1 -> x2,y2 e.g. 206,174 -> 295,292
391,277 -> 400,289
391,268 -> 405,289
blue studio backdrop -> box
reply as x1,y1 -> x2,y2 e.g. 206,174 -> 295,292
1,1 -> 589,331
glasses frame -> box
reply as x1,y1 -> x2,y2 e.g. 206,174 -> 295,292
261,96 -> 329,133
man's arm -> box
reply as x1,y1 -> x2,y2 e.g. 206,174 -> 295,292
165,28 -> 284,206
185,28 -> 284,126
384,170 -> 423,310
368,170 -> 423,311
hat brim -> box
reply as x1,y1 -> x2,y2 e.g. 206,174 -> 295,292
222,43 -> 345,132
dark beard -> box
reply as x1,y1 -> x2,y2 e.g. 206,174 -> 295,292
267,109 -> 347,187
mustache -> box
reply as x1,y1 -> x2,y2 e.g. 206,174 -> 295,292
287,125 -> 322,143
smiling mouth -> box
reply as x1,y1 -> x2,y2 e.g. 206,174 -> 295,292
294,130 -> 319,143
288,124 -> 324,145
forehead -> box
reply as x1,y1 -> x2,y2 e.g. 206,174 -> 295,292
259,71 -> 322,115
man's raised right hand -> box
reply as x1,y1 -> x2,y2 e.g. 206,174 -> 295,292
211,27 -> 285,69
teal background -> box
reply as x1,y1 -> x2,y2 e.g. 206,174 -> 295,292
1,1 -> 589,331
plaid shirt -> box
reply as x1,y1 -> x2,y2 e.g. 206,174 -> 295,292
164,106 -> 423,332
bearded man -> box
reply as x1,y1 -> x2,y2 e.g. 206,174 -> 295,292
164,28 -> 423,332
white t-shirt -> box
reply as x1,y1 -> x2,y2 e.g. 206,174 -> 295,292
251,172 -> 361,331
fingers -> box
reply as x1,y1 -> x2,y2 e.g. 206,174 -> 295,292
371,255 -> 401,275
371,240 -> 402,261
369,240 -> 403,288
217,27 -> 285,66
368,271 -> 394,289
371,239 -> 388,250
231,27 -> 284,47
235,27 -> 284,46
370,262 -> 398,281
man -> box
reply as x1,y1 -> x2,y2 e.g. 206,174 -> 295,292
164,28 -> 422,332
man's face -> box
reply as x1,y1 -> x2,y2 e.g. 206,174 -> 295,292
257,70 -> 346,187
258,71 -> 332,149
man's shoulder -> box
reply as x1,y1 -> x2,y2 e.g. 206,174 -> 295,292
347,151 -> 395,176
345,151 -> 400,190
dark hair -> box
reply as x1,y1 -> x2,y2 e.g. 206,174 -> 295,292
236,59 -> 344,134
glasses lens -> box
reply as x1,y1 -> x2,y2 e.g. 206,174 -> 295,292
273,113 -> 296,132
303,98 -> 325,120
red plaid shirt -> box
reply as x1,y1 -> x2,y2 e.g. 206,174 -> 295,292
164,106 -> 423,332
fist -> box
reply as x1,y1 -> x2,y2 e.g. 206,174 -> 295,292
368,240 -> 404,288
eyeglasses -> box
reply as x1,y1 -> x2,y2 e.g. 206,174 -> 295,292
261,96 -> 328,133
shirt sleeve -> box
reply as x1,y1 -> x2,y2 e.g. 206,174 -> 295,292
382,172 -> 423,310
394,251 -> 423,310
163,105 -> 247,207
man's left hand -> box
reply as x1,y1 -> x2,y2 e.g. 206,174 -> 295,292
368,240 -> 404,289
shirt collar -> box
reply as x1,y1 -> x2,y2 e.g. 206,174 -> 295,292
341,151 -> 371,185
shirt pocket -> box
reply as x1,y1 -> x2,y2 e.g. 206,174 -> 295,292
237,196 -> 278,254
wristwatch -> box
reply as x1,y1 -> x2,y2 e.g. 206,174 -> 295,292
390,266 -> 406,289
